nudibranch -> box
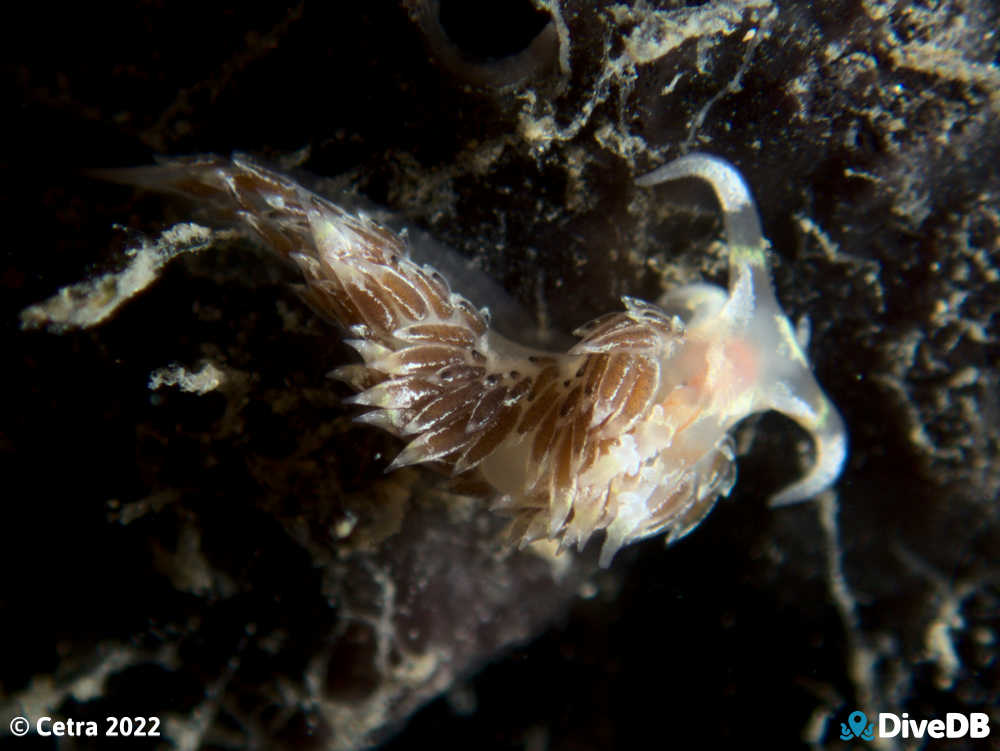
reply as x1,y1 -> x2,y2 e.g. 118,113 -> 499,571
111,152 -> 846,566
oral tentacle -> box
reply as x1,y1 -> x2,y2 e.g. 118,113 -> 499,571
637,153 -> 778,313
765,379 -> 849,506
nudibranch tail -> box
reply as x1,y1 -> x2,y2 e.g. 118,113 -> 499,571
638,153 -> 847,507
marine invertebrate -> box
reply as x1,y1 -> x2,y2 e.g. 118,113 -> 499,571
100,152 -> 846,566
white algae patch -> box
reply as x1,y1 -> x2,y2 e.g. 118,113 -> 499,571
20,223 -> 233,333
149,362 -> 226,394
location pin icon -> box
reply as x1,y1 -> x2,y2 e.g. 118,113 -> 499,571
848,711 -> 867,738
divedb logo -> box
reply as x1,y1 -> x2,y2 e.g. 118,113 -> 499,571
839,709 -> 991,741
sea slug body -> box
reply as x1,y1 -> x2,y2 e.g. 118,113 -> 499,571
106,153 -> 847,566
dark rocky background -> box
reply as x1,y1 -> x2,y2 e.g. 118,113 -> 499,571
4,1 -> 998,749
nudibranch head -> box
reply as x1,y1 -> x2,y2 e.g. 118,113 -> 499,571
636,153 -> 847,510
97,152 -> 846,566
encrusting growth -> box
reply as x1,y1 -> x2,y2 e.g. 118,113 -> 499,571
104,153 -> 847,566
